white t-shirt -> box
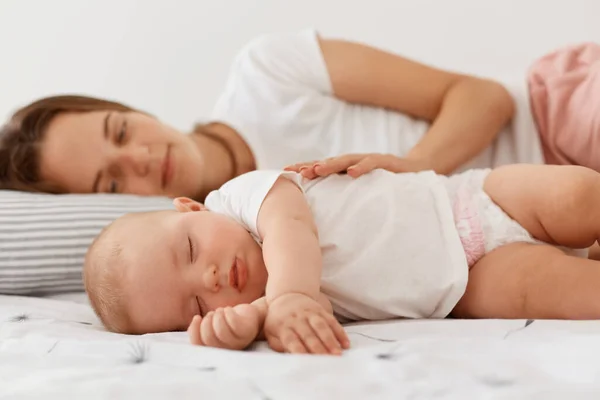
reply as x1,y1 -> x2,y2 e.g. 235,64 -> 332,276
211,29 -> 544,173
205,170 -> 468,321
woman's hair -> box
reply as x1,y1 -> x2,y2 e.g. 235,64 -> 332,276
0,95 -> 136,192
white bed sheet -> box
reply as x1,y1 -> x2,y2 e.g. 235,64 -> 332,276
2,294 -> 600,399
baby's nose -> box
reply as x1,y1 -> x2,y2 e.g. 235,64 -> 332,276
203,265 -> 220,292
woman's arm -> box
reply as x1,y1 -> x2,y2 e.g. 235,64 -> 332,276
319,37 -> 515,174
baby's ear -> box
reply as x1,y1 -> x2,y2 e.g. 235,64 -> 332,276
173,197 -> 206,213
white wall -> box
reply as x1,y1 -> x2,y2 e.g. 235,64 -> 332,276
1,0 -> 599,131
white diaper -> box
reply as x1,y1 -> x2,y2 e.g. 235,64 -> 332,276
443,169 -> 587,268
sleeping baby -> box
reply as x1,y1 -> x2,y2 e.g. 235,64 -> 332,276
84,161 -> 600,355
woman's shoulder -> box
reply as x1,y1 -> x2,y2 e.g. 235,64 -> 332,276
219,28 -> 328,95
233,29 -> 320,67
210,28 -> 334,153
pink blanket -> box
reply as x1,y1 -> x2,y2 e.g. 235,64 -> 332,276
528,43 -> 600,170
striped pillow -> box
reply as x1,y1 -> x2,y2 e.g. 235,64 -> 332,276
0,191 -> 174,296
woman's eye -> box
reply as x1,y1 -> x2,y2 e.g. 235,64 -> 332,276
188,237 -> 195,263
116,120 -> 127,144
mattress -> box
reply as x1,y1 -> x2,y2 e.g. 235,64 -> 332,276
2,293 -> 600,399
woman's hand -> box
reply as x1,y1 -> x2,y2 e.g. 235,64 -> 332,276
285,153 -> 432,180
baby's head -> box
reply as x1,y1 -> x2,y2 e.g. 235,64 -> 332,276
84,197 -> 268,334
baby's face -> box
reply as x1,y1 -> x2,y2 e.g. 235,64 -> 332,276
115,201 -> 267,333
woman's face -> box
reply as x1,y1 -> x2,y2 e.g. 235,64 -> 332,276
40,110 -> 205,198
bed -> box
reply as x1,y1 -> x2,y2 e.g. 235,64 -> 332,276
2,293 -> 600,398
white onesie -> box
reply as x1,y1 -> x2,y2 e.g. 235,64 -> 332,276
205,169 -> 588,322
205,169 -> 469,322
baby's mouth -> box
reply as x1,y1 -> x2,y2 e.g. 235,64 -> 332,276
229,260 -> 240,292
228,258 -> 247,293
234,264 -> 239,289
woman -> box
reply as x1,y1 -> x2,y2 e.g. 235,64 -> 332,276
1,29 -> 580,198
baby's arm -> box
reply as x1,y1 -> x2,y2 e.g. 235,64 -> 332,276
257,178 -> 349,354
258,177 -> 322,302
187,293 -> 338,350
187,297 -> 267,350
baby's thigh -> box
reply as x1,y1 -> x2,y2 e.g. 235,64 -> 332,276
483,164 -> 599,244
451,242 -> 565,319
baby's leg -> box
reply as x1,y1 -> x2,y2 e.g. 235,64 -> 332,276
452,243 -> 600,319
484,164 -> 600,248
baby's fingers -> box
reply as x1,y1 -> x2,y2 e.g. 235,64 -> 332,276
187,315 -> 204,345
200,312 -> 226,348
224,306 -> 257,338
292,322 -> 328,355
266,335 -> 285,353
213,308 -> 239,346
223,307 -> 245,335
324,313 -> 351,349
279,327 -> 308,354
308,315 -> 342,355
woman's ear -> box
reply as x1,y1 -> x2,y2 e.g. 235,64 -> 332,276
173,197 -> 206,213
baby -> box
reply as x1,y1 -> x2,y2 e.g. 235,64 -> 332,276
84,162 -> 600,355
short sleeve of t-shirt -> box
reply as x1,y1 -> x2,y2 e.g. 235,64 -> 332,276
210,29 -> 333,139
210,29 -> 436,172
214,29 -> 332,106
204,170 -> 304,240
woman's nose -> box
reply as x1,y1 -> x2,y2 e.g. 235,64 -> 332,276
114,146 -> 151,176
203,265 -> 220,292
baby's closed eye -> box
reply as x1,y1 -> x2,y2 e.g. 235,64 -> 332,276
188,236 -> 197,263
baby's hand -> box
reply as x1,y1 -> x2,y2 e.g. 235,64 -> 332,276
264,293 -> 349,355
187,304 -> 260,350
